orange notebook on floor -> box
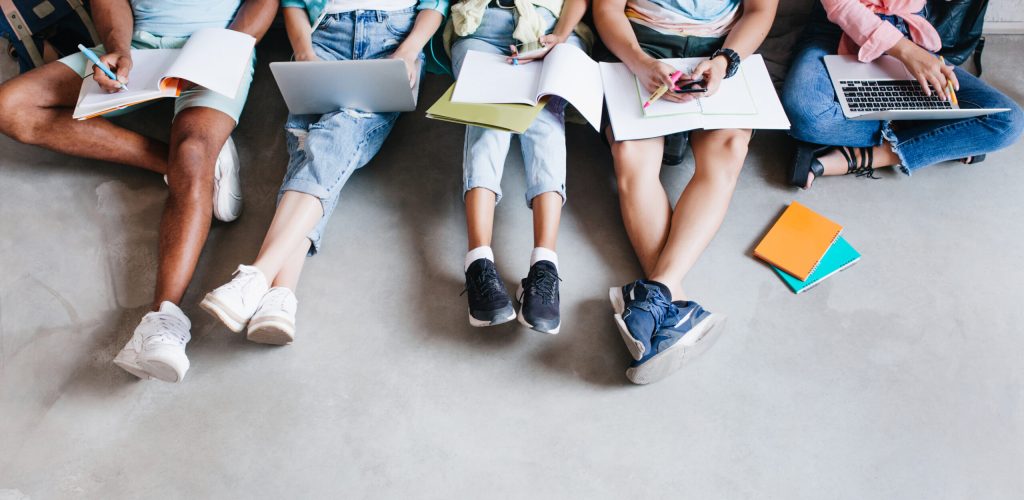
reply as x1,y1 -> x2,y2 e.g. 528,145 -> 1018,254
754,201 -> 843,281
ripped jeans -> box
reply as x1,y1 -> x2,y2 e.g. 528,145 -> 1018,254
280,7 -> 420,254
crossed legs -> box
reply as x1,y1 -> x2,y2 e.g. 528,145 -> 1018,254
609,128 -> 751,300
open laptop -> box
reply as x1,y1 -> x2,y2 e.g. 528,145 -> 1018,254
270,59 -> 419,115
824,55 -> 1009,120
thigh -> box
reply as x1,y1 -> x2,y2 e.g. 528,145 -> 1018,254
950,67 -> 1020,111
451,36 -> 507,77
174,53 -> 255,125
0,59 -> 86,109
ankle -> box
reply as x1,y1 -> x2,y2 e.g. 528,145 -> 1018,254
530,247 -> 558,270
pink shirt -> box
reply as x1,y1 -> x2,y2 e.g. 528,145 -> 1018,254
822,0 -> 941,62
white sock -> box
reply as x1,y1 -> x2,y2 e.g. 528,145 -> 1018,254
465,246 -> 495,272
530,247 -> 558,270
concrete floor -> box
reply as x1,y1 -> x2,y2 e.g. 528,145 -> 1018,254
2,34 -> 1023,499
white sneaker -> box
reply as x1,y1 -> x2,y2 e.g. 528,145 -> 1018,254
212,136 -> 243,222
247,287 -> 298,345
200,264 -> 269,332
113,329 -> 153,380
161,137 -> 242,223
133,302 -> 192,383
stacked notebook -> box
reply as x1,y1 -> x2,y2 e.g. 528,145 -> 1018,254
754,201 -> 861,294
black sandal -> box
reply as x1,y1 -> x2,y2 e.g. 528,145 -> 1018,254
788,142 -> 880,188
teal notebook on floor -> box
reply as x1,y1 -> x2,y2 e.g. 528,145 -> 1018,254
773,236 -> 861,294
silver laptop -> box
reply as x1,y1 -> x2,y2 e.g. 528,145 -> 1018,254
824,55 -> 1009,120
270,59 -> 419,115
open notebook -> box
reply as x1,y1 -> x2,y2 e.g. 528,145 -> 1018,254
639,60 -> 757,118
450,44 -> 603,131
73,28 -> 255,120
601,54 -> 790,141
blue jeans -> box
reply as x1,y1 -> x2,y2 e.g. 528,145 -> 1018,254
781,4 -> 1024,173
451,7 -> 584,206
281,8 -> 420,254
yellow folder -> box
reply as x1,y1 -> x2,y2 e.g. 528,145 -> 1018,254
426,84 -> 548,133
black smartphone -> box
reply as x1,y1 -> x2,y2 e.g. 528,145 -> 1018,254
673,80 -> 708,94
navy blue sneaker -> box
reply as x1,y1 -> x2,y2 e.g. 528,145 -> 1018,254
609,280 -> 678,360
516,260 -> 561,334
463,258 -> 516,327
625,300 -> 726,385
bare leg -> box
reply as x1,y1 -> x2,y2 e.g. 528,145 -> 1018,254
466,187 -> 497,250
151,107 -> 236,309
271,239 -> 312,290
251,190 -> 323,281
608,128 -> 670,277
648,129 -> 752,300
531,192 -> 562,250
0,61 -> 168,173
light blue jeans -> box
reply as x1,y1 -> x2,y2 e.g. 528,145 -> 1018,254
782,4 -> 1024,174
451,7 -> 585,206
281,8 -> 420,254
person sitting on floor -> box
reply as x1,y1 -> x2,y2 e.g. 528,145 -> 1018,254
0,0 -> 278,383
781,0 -> 1024,189
594,0 -> 778,384
449,0 -> 592,335
200,0 -> 447,345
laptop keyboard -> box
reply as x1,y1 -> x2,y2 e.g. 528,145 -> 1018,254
840,80 -> 953,112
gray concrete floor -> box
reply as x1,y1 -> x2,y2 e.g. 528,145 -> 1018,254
2,35 -> 1023,499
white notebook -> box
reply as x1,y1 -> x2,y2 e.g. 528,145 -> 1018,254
601,54 -> 791,141
73,28 -> 255,120
451,44 -> 604,131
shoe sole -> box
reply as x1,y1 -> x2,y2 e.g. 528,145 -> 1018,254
138,356 -> 188,384
247,318 -> 295,345
609,287 -> 644,360
625,313 -> 727,385
212,138 -> 242,223
515,284 -> 560,335
200,293 -> 248,333
468,305 -> 517,327
113,354 -> 152,380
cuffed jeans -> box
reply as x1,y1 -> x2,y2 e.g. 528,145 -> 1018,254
781,4 -> 1024,173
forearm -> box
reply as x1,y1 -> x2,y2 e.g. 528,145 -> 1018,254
720,0 -> 777,59
594,0 -> 650,72
551,0 -> 589,40
91,0 -> 134,53
395,9 -> 443,56
228,0 -> 280,41
283,7 -> 314,55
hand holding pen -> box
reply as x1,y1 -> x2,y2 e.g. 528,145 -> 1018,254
79,44 -> 131,93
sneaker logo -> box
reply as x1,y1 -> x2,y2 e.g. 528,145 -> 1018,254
674,309 -> 695,329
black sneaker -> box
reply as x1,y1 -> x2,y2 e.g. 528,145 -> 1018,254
463,258 -> 517,327
516,260 -> 561,334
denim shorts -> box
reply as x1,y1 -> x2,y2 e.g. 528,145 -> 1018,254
58,30 -> 256,124
280,8 -> 421,255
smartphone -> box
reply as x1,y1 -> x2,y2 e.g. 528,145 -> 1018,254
514,40 -> 548,58
673,80 -> 708,94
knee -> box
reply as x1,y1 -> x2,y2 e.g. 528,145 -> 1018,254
0,83 -> 41,143
610,140 -> 659,193
695,132 -> 748,183
167,136 -> 219,197
991,101 -> 1024,151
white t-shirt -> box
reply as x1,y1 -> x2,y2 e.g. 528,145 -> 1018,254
325,0 -> 417,14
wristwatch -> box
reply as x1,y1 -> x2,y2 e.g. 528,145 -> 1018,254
711,48 -> 741,79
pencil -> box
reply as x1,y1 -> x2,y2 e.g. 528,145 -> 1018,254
939,56 -> 958,106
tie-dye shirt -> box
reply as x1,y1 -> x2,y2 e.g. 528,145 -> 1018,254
626,0 -> 742,37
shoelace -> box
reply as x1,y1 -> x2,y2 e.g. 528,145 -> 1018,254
634,289 -> 676,327
142,315 -> 189,346
527,269 -> 561,304
461,265 -> 505,300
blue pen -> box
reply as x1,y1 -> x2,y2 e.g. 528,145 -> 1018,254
77,44 -> 126,90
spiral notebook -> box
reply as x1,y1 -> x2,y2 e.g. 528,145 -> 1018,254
773,236 -> 861,293
754,201 -> 843,281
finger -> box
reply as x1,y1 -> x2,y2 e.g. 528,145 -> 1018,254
115,58 -> 132,86
927,71 -> 946,101
92,65 -> 120,92
691,61 -> 711,80
662,92 -> 687,103
942,64 -> 960,91
914,72 -> 931,96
